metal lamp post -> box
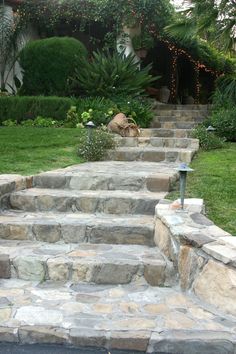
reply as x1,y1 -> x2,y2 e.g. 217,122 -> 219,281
85,121 -> 96,144
175,163 -> 194,210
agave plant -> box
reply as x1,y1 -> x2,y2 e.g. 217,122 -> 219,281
71,50 -> 158,98
0,0 -> 25,91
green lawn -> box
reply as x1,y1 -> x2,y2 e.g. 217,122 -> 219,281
0,127 -> 82,175
168,143 -> 236,235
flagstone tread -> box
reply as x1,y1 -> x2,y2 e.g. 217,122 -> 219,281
140,128 -> 192,138
0,279 -> 235,352
9,188 -> 166,215
0,211 -> 155,246
0,240 -> 172,285
106,147 -> 195,163
33,161 -> 179,192
115,136 -> 199,149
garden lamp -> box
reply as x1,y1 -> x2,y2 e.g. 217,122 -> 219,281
85,121 -> 96,143
175,163 -> 194,210
206,125 -> 216,133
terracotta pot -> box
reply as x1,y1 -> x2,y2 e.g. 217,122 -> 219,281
159,86 -> 170,103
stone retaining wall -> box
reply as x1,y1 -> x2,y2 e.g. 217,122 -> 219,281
155,198 -> 236,316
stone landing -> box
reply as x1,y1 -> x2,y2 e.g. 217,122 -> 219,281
0,279 -> 236,353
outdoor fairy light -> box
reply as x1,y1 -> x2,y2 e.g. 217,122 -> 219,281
85,121 -> 96,143
176,163 -> 194,210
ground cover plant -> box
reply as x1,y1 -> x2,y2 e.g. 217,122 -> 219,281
167,143 -> 236,235
0,127 -> 83,175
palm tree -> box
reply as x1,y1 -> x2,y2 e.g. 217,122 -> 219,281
166,0 -> 236,55
0,0 -> 24,91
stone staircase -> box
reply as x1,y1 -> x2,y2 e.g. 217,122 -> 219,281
151,104 -> 209,129
0,105 -> 235,353
0,159 -> 177,287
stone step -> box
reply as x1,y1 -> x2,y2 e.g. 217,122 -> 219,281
33,161 -> 179,192
154,110 -> 208,118
153,104 -> 210,111
9,188 -> 166,215
115,136 -> 199,149
106,147 -> 195,163
151,121 -> 197,129
0,240 -> 173,286
0,279 -> 234,352
140,128 -> 192,138
0,211 -> 155,246
152,115 -> 204,124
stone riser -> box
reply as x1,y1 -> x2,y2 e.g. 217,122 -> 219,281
151,122 -> 197,129
140,129 -> 192,138
33,174 -> 175,193
153,116 -> 204,123
153,104 -> 210,111
154,110 -> 207,118
1,241 -> 171,286
9,189 -> 165,216
115,137 -> 199,150
106,150 -> 195,164
0,214 -> 155,246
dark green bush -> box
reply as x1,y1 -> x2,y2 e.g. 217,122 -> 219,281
0,96 -> 75,123
77,128 -> 115,161
214,75 -> 236,106
71,50 -> 158,98
20,37 -> 88,96
192,124 -> 225,150
210,107 -> 236,142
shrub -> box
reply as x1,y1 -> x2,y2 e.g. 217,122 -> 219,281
192,124 -> 225,150
71,50 -> 158,98
214,75 -> 236,106
0,96 -> 75,123
0,95 -> 154,128
2,119 -> 17,126
77,128 -> 115,161
112,96 -> 154,128
20,37 -> 88,96
210,107 -> 236,142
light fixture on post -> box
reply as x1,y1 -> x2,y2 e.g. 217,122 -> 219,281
85,121 -> 96,144
175,163 -> 194,210
206,125 -> 216,133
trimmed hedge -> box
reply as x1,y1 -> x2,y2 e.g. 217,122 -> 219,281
19,37 -> 87,96
0,96 -> 76,122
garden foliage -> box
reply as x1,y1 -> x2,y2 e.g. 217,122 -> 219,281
191,125 -> 225,150
71,50 -> 157,98
0,96 -> 154,128
19,37 -> 87,96
77,128 -> 115,161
